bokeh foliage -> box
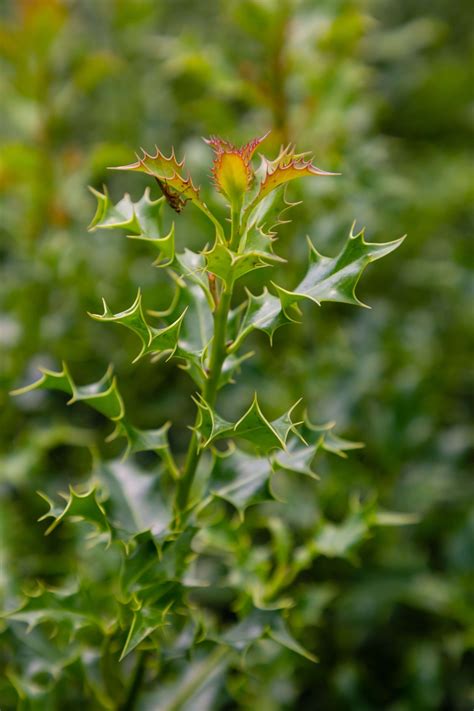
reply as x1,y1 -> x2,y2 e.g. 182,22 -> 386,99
0,0 -> 472,709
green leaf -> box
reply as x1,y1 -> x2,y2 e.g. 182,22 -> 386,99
229,226 -> 404,353
194,395 -> 302,454
120,603 -> 172,661
12,363 -> 125,421
204,240 -> 285,287
204,448 -> 275,517
221,608 -> 316,662
37,460 -> 173,547
88,186 -> 163,235
95,459 -> 172,540
312,499 -> 377,562
3,581 -> 107,635
301,417 -> 364,458
173,248 -> 214,307
242,185 -> 299,257
110,147 -> 202,210
178,284 -> 213,355
38,486 -> 112,541
271,441 -> 319,479
273,225 -> 405,312
267,615 -> 318,662
12,365 -> 179,476
88,187 -> 175,266
120,529 -> 195,599
230,287 -> 295,351
89,290 -> 187,363
107,420 -> 172,458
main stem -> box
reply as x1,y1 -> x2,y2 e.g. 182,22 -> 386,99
174,207 -> 240,519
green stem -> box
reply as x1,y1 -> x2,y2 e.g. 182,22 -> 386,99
174,209 -> 239,519
160,446 -> 181,480
230,204 -> 241,251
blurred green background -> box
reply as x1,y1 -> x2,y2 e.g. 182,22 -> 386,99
0,0 -> 472,709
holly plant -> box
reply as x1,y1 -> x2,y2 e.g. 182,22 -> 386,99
7,133 -> 410,708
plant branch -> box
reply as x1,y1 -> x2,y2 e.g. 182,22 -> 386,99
174,209 -> 239,519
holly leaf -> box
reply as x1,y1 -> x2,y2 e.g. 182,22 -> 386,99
230,226 -> 404,352
88,186 -> 174,266
204,240 -> 285,287
230,287 -> 296,351
273,225 -> 406,312
172,248 -> 214,307
38,486 -> 112,542
95,459 -> 172,540
3,582 -> 107,636
221,608 -> 316,662
89,290 -> 187,363
136,648 -> 229,711
11,363 -> 124,421
194,395 -> 302,454
246,144 -> 338,212
120,603 -> 172,660
271,441 -> 319,479
110,147 -> 202,212
244,184 -> 299,243
12,364 -> 179,477
107,420 -> 172,458
301,417 -> 364,458
204,448 -> 275,517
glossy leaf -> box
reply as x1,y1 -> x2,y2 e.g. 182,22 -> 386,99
12,363 -> 125,420
204,240 -> 285,287
221,608 -> 317,662
111,147 -> 201,212
194,394 -> 302,454
88,186 -> 175,266
38,486 -> 111,540
274,225 -> 405,311
248,143 -> 338,209
89,290 -> 187,363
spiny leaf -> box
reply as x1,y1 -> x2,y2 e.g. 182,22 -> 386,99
301,417 -> 364,459
221,608 -> 316,662
230,287 -> 296,351
88,290 -> 187,363
178,284 -> 213,355
271,441 -> 320,479
110,146 -> 224,238
205,132 -> 269,205
88,186 -> 175,266
230,226 -> 405,352
38,486 -> 111,541
120,603 -> 172,661
96,459 -> 171,539
120,530 -> 196,604
88,186 -> 163,235
204,448 -> 275,517
312,498 -> 417,563
204,240 -> 285,287
273,225 -> 406,312
110,147 -> 201,213
247,143 -> 338,210
107,420 -> 172,459
12,365 -> 179,475
11,363 -> 125,421
3,582 -> 107,635
194,394 -> 302,454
